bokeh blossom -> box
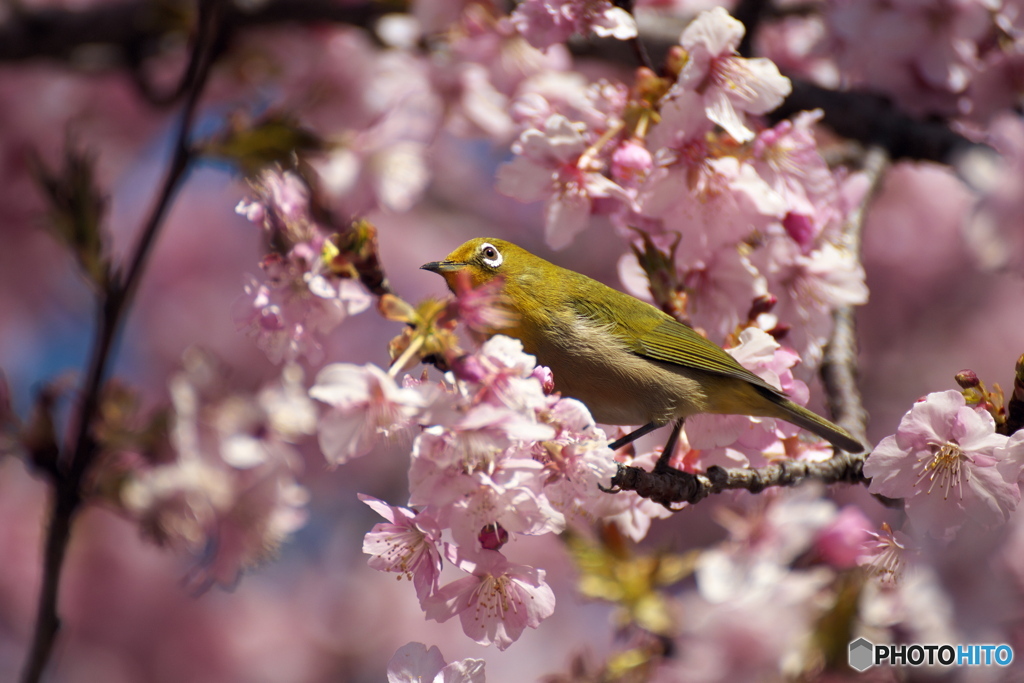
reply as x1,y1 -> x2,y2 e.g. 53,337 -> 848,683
386,642 -> 485,683
309,363 -> 425,465
120,352 -> 311,588
511,0 -> 637,51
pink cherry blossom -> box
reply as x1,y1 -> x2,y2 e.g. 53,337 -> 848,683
610,138 -> 653,186
858,523 -> 913,586
496,113 -> 633,248
670,569 -> 830,682
313,50 -> 442,215
386,642 -> 485,683
360,495 -> 444,603
423,550 -> 556,650
864,390 -> 1024,539
695,486 -> 839,601
121,357 -> 310,588
750,110 -> 842,251
684,329 -> 817,468
510,0 -> 637,51
444,465 -> 565,550
309,363 -> 425,465
813,505 -> 872,569
963,113 -> 1024,272
445,270 -> 517,343
755,237 -> 868,366
674,7 -> 792,143
639,153 -> 787,268
824,0 -> 992,118
234,170 -> 373,364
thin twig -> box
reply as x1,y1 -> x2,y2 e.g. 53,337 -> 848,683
19,4 -> 223,682
820,145 -> 889,448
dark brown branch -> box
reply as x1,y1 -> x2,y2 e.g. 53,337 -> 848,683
0,0 -> 392,64
770,80 -> 986,166
608,450 -> 868,508
820,145 -> 889,448
732,0 -> 769,57
3,0 -> 991,167
19,4 -> 224,682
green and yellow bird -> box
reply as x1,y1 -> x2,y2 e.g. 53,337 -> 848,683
422,237 -> 863,454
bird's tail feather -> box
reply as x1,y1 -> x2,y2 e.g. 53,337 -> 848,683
765,394 -> 864,453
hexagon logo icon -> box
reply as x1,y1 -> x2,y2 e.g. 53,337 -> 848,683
849,638 -> 874,672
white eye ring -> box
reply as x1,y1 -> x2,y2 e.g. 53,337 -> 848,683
479,242 -> 502,268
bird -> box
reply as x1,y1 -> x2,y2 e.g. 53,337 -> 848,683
421,237 -> 864,459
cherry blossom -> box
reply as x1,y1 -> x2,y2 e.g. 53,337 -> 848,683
309,363 -> 425,465
864,390 -> 1024,539
234,169 -> 373,364
674,7 -> 792,143
812,505 -> 872,569
121,354 -> 310,587
755,238 -> 868,366
387,642 -> 485,683
683,329 -> 816,469
361,495 -> 444,603
496,113 -> 633,248
638,153 -> 787,268
858,523 -> 913,587
824,0 -> 993,117
423,550 -> 556,650
510,0 -> 637,51
750,110 -> 842,251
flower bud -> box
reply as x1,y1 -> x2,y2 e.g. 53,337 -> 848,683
479,523 -> 509,551
955,369 -> 980,389
611,139 -> 653,185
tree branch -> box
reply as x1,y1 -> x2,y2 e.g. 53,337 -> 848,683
608,450 -> 868,509
820,145 -> 889,448
2,1 -> 991,167
0,0 -> 392,64
19,4 -> 223,682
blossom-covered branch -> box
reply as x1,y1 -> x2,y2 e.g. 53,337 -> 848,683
1,0 -> 991,168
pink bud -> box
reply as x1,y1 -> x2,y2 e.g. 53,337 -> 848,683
782,212 -> 817,252
451,354 -> 487,383
814,506 -> 872,569
747,293 -> 777,320
479,523 -> 509,551
531,366 -> 555,394
955,369 -> 981,389
611,140 -> 653,184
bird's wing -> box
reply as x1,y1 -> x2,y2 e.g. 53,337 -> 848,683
573,297 -> 785,396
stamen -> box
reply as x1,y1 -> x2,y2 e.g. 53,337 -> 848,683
913,442 -> 966,501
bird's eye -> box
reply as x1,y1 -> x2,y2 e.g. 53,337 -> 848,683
479,243 -> 502,268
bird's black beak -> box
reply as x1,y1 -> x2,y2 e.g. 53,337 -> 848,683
420,260 -> 465,273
